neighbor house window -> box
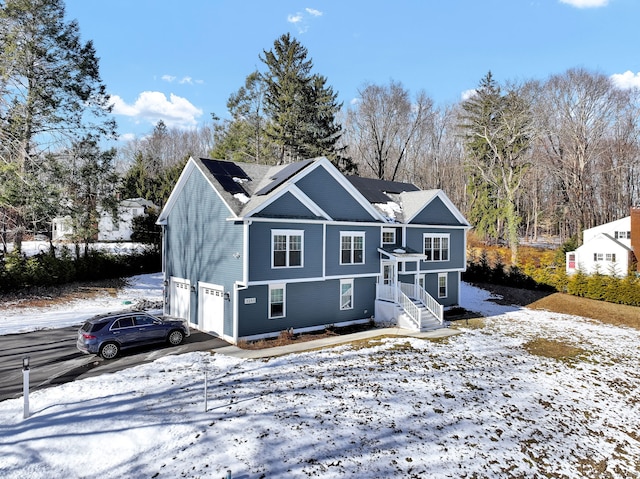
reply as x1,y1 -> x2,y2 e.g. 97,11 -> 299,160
438,273 -> 448,298
382,228 -> 396,245
340,232 -> 365,264
340,279 -> 353,310
424,234 -> 449,261
269,284 -> 285,318
594,253 -> 604,261
605,253 -> 616,262
272,230 -> 303,268
615,231 -> 630,239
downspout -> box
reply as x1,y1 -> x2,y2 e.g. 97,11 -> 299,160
322,223 -> 326,279
161,224 -> 168,316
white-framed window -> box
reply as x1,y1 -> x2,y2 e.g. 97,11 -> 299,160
605,253 -> 617,262
340,232 -> 365,265
438,273 -> 448,298
424,234 -> 450,261
269,284 -> 285,318
340,279 -> 353,310
593,253 -> 604,261
272,230 -> 303,268
382,228 -> 396,245
615,231 -> 630,239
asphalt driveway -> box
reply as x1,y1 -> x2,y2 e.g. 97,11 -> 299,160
0,324 -> 228,402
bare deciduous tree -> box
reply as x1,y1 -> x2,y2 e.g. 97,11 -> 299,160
345,80 -> 434,181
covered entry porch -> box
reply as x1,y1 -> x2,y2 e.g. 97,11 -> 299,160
375,247 -> 444,332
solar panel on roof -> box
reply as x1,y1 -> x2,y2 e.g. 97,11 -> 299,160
347,175 -> 419,203
215,175 -> 246,195
255,159 -> 315,196
220,161 -> 250,179
201,159 -> 251,196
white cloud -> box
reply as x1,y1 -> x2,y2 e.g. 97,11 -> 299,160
559,0 -> 608,8
287,7 -> 323,33
610,71 -> 640,89
162,74 -> 203,85
118,132 -> 136,142
110,91 -> 203,129
461,89 -> 477,101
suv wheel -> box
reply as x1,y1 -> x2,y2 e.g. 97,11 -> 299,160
168,330 -> 184,345
99,342 -> 120,359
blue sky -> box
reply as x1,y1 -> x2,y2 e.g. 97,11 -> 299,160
64,0 -> 640,142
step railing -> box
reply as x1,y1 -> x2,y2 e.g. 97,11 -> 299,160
399,282 -> 444,324
397,287 -> 421,330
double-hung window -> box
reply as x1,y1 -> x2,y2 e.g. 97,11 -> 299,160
272,230 -> 303,268
269,284 -> 285,318
340,279 -> 353,310
382,228 -> 396,245
423,234 -> 449,261
340,232 -> 365,265
438,273 -> 448,298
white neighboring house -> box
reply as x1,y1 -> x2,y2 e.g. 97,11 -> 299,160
566,208 -> 639,277
51,198 -> 157,242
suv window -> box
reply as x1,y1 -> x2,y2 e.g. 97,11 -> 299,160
112,317 -> 134,329
81,321 -> 109,333
134,315 -> 156,326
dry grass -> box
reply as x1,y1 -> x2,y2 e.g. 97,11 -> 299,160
522,338 -> 586,360
528,292 -> 640,330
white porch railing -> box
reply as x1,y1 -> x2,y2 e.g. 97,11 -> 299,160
377,282 -> 444,326
399,282 -> 444,324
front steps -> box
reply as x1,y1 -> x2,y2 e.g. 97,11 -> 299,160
397,298 -> 443,332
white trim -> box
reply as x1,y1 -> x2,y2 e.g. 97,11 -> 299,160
239,318 -> 371,343
241,157 -> 385,222
438,272 -> 448,298
289,185 -> 333,220
242,221 -> 250,285
423,233 -> 451,262
247,272 -> 378,286
340,278 -> 354,310
271,229 -> 304,269
382,227 -> 396,245
268,283 -> 286,319
405,189 -> 470,226
231,215 -> 472,230
339,231 -> 366,265
158,157 -> 239,225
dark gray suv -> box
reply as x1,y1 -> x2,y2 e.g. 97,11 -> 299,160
77,311 -> 190,359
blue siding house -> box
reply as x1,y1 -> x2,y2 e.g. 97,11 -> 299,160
157,156 -> 471,343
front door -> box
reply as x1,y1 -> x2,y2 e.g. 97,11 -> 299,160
382,261 -> 396,286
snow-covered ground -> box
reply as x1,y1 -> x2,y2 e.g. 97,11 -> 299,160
5,240 -> 152,258
0,276 -> 639,478
0,272 -> 164,335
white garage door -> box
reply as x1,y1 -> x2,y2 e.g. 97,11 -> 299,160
199,284 -> 225,337
170,278 -> 190,321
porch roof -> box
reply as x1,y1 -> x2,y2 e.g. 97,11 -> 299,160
378,246 -> 427,261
